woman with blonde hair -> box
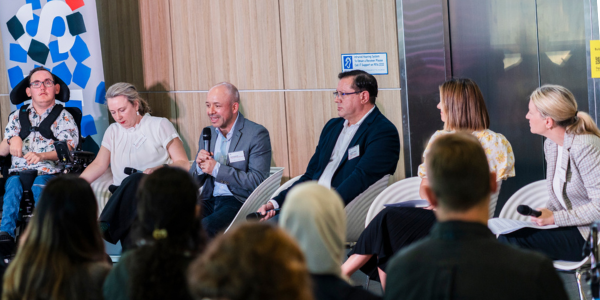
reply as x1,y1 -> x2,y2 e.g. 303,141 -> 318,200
342,78 -> 515,288
2,176 -> 110,300
498,84 -> 600,261
187,222 -> 313,300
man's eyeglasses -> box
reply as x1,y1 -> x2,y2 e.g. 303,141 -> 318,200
333,91 -> 362,98
30,79 -> 55,89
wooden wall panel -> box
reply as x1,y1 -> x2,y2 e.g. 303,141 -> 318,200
285,91 -> 338,177
143,92 -> 177,124
175,92 -> 290,177
280,0 -> 400,89
170,0 -> 284,90
285,90 -> 405,182
96,0 -> 174,91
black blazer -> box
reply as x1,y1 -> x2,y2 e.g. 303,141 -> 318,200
273,106 -> 400,206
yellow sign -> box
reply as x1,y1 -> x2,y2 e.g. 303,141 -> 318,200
591,40 -> 600,78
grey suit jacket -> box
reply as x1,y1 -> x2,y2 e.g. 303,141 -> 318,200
189,113 -> 272,203
545,132 -> 600,238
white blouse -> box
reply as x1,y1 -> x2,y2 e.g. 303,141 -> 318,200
101,114 -> 180,185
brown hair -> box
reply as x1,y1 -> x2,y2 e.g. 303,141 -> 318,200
427,132 -> 491,211
187,223 -> 313,300
530,85 -> 600,138
3,176 -> 106,300
439,78 -> 490,131
105,82 -> 151,115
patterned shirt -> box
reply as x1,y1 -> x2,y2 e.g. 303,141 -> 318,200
4,104 -> 79,174
418,129 -> 516,181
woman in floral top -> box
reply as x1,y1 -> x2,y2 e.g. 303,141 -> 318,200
341,78 -> 516,289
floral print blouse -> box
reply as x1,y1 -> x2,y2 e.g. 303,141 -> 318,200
4,104 -> 79,174
417,129 -> 516,181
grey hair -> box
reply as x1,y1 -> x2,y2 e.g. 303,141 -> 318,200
105,82 -> 151,115
209,82 -> 240,103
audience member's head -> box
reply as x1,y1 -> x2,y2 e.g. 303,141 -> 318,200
3,176 -> 106,300
129,167 -> 204,300
439,78 -> 490,131
280,182 -> 346,277
424,132 -> 495,217
528,84 -> 600,137
187,223 -> 313,300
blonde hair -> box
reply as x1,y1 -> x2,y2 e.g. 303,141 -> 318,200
530,85 -> 600,137
439,78 -> 490,131
106,82 -> 151,115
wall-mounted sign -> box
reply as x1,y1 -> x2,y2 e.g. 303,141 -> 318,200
591,40 -> 600,78
341,53 -> 388,75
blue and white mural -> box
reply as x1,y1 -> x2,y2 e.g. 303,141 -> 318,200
1,0 -> 108,148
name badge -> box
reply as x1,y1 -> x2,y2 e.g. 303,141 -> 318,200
348,145 -> 360,160
228,151 -> 245,163
133,134 -> 147,149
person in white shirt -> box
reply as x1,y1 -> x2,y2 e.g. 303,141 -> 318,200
80,82 -> 189,248
257,70 -> 400,221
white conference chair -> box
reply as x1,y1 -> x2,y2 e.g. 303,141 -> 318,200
225,167 -> 284,232
91,167 -> 114,214
365,176 -> 422,227
499,180 -> 590,300
345,175 -> 390,243
270,174 -> 391,243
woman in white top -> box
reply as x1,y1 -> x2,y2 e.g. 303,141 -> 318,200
342,78 -> 515,288
498,85 -> 600,261
80,83 -> 189,248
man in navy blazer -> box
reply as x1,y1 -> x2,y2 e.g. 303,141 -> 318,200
190,82 -> 272,237
258,70 -> 400,220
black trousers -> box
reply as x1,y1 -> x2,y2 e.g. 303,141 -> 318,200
498,226 -> 586,261
99,173 -> 146,249
201,195 -> 242,238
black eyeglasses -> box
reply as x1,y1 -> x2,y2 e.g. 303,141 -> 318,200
333,91 -> 362,98
30,79 -> 55,89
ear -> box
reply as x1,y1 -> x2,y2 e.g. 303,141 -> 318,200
545,117 -> 555,129
360,91 -> 369,104
26,87 -> 32,98
489,172 -> 497,194
54,82 -> 60,95
424,185 -> 439,208
232,101 -> 239,114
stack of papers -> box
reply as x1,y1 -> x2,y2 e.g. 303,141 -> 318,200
488,218 -> 558,235
384,200 -> 429,208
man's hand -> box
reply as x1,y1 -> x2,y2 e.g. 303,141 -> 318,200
257,202 -> 276,221
531,208 -> 555,226
196,149 -> 213,165
23,152 -> 43,165
200,156 -> 217,175
9,137 -> 23,157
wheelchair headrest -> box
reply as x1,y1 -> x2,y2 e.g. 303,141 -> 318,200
9,72 -> 70,105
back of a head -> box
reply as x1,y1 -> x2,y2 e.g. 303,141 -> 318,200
130,167 -> 204,300
440,78 -> 490,131
530,84 -> 600,137
279,182 -> 346,276
427,132 -> 491,211
3,176 -> 104,300
187,223 -> 313,300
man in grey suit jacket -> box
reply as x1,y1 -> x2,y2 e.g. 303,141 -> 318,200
190,82 -> 271,237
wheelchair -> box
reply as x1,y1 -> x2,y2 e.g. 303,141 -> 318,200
0,74 -> 96,259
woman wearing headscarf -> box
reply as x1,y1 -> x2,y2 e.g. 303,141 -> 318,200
280,182 -> 381,300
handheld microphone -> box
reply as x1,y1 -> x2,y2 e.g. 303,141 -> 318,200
202,128 -> 211,152
517,205 -> 542,217
124,167 -> 142,175
246,209 -> 280,220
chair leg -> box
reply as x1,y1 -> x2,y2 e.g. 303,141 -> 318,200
576,270 -> 588,300
365,275 -> 370,290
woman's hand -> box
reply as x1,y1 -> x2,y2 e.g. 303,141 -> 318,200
531,208 -> 555,226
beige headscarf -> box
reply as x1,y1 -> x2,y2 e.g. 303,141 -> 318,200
279,182 -> 346,277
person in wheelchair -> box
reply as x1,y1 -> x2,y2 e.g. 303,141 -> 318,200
0,67 -> 79,243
